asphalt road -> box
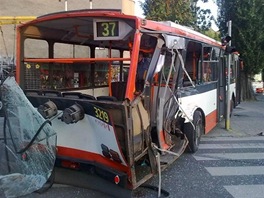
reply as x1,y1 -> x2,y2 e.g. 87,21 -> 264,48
0,93 -> 264,198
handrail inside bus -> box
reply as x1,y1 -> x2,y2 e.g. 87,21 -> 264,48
23,57 -> 131,64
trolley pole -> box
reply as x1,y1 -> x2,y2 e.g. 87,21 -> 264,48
225,20 -> 232,130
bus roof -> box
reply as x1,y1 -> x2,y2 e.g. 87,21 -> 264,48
18,9 -> 221,48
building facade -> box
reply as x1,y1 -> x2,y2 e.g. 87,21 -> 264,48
0,0 -> 135,64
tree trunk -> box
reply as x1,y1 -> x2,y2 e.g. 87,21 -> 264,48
240,71 -> 256,101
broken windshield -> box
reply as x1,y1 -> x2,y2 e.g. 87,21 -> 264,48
0,77 -> 57,198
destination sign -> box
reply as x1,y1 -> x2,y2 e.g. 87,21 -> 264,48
93,19 -> 133,41
96,21 -> 119,37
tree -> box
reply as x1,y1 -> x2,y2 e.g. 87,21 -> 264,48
216,0 -> 264,100
141,0 -> 195,26
141,0 -> 214,31
202,28 -> 220,40
192,0 -> 214,31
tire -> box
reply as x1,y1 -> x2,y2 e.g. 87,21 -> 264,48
184,111 -> 204,153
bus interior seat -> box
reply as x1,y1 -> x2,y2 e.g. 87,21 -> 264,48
80,94 -> 96,100
111,81 -> 126,101
97,96 -> 118,102
42,90 -> 62,97
24,89 -> 42,96
62,92 -> 82,99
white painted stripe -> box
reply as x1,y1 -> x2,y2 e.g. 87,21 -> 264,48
205,166 -> 264,176
193,152 -> 264,161
199,143 -> 264,149
224,185 -> 264,198
201,136 -> 264,141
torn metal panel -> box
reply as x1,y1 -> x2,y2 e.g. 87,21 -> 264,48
0,77 -> 57,198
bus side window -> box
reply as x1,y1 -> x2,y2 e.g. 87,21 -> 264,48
184,52 -> 194,81
203,51 -> 211,82
202,47 -> 219,82
184,41 -> 202,86
203,62 -> 211,82
183,52 -> 198,86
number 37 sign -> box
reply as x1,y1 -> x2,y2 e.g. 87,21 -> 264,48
93,18 -> 133,40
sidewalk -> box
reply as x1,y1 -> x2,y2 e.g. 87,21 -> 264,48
206,93 -> 264,137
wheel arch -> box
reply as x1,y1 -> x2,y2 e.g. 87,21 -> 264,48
182,107 -> 205,153
187,107 -> 205,134
193,107 -> 206,135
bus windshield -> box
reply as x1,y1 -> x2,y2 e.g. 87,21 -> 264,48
17,11 -> 158,101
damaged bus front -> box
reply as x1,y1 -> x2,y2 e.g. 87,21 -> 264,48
0,9 -> 223,197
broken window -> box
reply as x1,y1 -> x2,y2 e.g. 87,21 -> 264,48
0,77 -> 57,198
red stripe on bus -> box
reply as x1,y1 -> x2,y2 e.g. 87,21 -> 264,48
205,110 -> 217,134
57,146 -> 129,173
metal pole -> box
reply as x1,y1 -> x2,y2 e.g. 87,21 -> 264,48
65,0 -> 68,11
225,20 -> 232,130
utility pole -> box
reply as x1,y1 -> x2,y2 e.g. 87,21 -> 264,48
59,0 -> 68,11
65,0 -> 68,11
89,0 -> 93,9
225,20 -> 232,130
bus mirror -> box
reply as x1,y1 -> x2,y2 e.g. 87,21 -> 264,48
62,103 -> 84,124
155,54 -> 165,73
38,100 -> 58,119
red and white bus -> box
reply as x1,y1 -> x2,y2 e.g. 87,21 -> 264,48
14,9 -> 241,191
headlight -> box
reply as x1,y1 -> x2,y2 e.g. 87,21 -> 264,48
62,103 -> 84,124
38,100 -> 57,119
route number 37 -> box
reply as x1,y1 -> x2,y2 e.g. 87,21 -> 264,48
97,21 -> 118,37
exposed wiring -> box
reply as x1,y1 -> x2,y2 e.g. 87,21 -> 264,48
153,143 -> 180,157
174,47 -> 195,87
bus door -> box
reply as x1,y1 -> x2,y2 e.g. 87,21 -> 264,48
145,34 -> 187,151
234,54 -> 241,106
218,55 -> 226,121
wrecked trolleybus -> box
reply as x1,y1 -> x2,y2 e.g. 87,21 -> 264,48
12,9 -> 241,192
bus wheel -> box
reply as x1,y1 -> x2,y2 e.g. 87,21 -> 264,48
184,111 -> 204,153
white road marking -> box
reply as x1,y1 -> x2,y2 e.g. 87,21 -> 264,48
195,137 -> 264,198
201,136 -> 264,141
224,185 -> 264,198
205,166 -> 264,176
199,143 -> 264,149
193,152 -> 264,160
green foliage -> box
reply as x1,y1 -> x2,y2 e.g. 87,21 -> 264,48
202,29 -> 221,41
141,0 -> 195,26
141,0 -> 215,31
217,0 -> 264,75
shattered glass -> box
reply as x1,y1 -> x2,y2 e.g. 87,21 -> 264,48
0,77 -> 57,198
